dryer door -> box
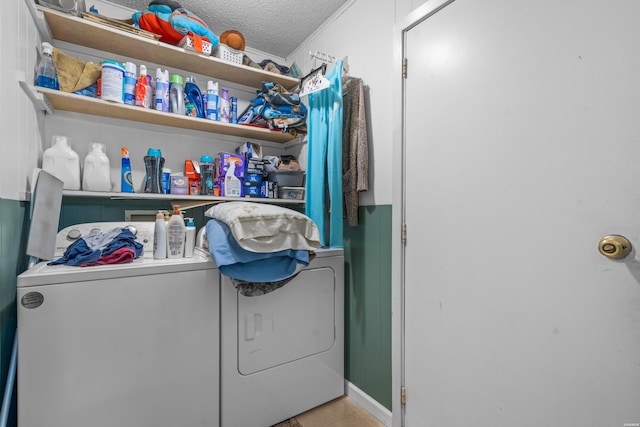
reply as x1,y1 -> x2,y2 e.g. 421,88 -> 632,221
232,266 -> 337,374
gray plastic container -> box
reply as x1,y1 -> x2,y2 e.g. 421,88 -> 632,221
267,170 -> 305,187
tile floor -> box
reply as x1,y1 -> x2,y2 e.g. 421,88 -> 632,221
293,396 -> 384,427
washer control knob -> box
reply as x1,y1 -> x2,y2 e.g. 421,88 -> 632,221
66,228 -> 81,241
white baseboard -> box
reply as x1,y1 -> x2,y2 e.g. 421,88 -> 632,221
345,381 -> 393,426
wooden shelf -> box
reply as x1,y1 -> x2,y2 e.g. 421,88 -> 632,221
40,7 -> 300,90
39,88 -> 296,143
63,190 -> 305,207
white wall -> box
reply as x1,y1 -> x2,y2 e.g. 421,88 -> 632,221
286,0 -> 401,206
1,0 -> 43,201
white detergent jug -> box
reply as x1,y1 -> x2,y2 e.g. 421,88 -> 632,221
42,135 -> 81,190
82,142 -> 111,192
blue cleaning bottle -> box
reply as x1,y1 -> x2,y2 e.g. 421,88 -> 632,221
35,42 -> 59,90
184,76 -> 205,118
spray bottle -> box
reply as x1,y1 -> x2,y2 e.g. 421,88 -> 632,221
223,159 -> 241,197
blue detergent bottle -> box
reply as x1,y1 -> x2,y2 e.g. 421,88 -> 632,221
184,76 -> 205,118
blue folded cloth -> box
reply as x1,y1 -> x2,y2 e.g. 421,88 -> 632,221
48,228 -> 143,266
206,219 -> 309,282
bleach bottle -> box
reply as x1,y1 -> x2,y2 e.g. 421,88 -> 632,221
42,135 -> 80,190
82,142 -> 111,192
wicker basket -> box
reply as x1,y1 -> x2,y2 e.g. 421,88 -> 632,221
215,44 -> 243,64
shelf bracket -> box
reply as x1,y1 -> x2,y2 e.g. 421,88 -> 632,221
19,77 -> 54,115
24,0 -> 53,44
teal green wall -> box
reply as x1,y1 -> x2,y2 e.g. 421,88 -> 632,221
59,197 -> 209,230
344,204 -> 392,411
0,198 -> 29,426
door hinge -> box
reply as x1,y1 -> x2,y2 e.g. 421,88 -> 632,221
401,223 -> 407,245
402,58 -> 408,78
401,385 -> 407,406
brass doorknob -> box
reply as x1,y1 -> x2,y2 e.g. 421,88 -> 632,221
598,235 -> 632,260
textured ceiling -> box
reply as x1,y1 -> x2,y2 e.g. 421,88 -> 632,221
107,0 -> 348,58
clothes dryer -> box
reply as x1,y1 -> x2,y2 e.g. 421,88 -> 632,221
220,248 -> 344,427
17,222 -> 220,427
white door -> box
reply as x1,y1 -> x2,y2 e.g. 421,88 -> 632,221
402,1 -> 640,426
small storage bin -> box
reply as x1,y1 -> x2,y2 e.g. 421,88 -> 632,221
215,44 -> 243,64
278,187 -> 305,200
267,170 -> 305,187
178,35 -> 213,56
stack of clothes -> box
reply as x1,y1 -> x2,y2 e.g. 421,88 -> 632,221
204,202 -> 321,296
238,82 -> 308,136
48,227 -> 143,267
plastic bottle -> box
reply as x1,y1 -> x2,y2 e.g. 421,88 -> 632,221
35,42 -> 58,90
101,60 -> 125,103
153,211 -> 167,259
230,97 -> 238,124
219,87 -> 230,122
224,159 -> 241,196
82,142 -> 111,192
206,81 -> 219,121
42,135 -> 80,190
154,68 -> 169,112
169,74 -> 185,115
184,76 -> 204,118
135,65 -> 152,108
143,148 -> 165,193
199,155 -> 214,195
162,167 -> 171,194
184,218 -> 196,258
121,147 -> 134,193
167,205 -> 186,259
123,62 -> 137,105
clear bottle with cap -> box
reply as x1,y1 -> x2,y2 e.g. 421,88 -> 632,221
169,74 -> 185,115
167,205 -> 186,259
153,211 -> 167,259
35,42 -> 58,90
82,142 -> 111,192
184,218 -> 196,258
143,148 -> 165,193
199,155 -> 214,195
42,135 -> 81,190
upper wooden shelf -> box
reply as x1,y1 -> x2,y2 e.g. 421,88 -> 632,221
38,87 -> 296,143
39,7 -> 300,90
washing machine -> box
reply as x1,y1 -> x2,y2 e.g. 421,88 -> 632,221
16,222 -> 220,427
220,248 -> 344,427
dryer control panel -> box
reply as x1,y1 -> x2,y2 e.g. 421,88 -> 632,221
54,222 -> 156,257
